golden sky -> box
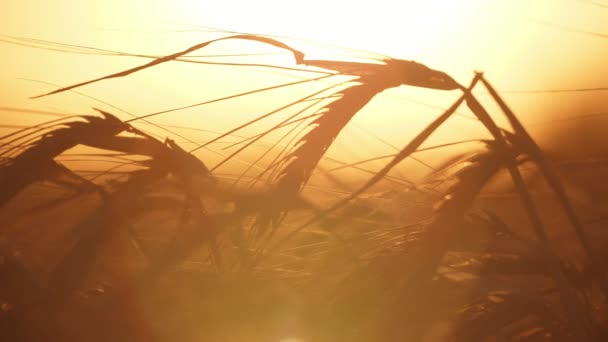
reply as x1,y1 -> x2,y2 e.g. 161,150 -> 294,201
1,0 -> 607,176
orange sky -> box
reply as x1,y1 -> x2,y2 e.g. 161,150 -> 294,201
1,0 -> 607,178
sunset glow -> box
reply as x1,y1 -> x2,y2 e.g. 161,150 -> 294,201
1,1 -> 608,341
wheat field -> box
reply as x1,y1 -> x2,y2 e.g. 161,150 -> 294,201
1,13 -> 608,342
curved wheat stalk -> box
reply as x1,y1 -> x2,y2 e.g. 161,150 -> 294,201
30,35 -> 305,99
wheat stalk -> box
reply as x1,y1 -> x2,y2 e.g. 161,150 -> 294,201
462,82 -> 597,340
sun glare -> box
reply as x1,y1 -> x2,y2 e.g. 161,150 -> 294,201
177,0 -> 473,58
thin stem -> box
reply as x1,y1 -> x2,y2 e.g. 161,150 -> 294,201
464,75 -> 595,341
480,75 -> 608,298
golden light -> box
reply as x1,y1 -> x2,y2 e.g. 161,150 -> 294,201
1,2 -> 607,341
175,0 -> 474,58
1,0 -> 607,162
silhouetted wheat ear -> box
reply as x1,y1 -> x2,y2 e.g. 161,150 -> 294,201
0,110 -> 127,206
270,57 -> 459,197
274,82 -> 385,195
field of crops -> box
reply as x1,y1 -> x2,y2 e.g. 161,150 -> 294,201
1,5 -> 608,340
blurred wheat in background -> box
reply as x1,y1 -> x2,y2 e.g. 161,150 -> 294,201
1,1 -> 607,341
